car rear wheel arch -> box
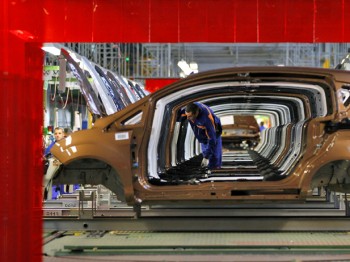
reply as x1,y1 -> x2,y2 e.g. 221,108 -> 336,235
310,159 -> 350,193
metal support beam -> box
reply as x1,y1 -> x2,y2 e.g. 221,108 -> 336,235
78,190 -> 96,219
44,217 -> 350,232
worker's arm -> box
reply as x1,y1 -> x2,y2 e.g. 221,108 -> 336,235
176,108 -> 187,122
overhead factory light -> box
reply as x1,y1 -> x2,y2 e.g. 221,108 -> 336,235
42,43 -> 81,63
189,62 -> 198,71
177,59 -> 192,75
179,72 -> 186,78
178,60 -> 199,77
42,44 -> 61,56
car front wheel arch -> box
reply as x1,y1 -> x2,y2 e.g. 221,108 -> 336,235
52,158 -> 126,202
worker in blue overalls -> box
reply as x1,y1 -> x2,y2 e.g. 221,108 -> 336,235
180,102 -> 222,169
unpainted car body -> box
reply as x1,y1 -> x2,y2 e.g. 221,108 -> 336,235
51,67 -> 350,206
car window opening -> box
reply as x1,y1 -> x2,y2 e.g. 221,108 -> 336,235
148,81 -> 332,186
121,111 -> 143,125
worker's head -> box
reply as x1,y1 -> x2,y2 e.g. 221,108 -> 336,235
53,127 -> 65,141
185,103 -> 200,120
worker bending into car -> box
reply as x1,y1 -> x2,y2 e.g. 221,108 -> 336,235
179,102 -> 222,169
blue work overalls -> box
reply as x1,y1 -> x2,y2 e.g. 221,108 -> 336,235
181,102 -> 222,169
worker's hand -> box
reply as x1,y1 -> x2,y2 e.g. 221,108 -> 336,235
201,158 -> 209,168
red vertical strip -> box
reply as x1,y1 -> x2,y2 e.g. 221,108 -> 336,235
341,0 -> 345,41
149,0 -> 179,42
121,0 -> 151,42
345,0 -> 350,42
178,0 -> 209,42
313,0 -> 317,42
65,1 -> 94,41
1,1 -> 43,261
258,0 -> 286,42
314,0 -> 344,42
206,0 -> 236,42
43,0 -> 67,41
284,0 -> 314,42
235,0 -> 259,42
256,0 -> 260,42
93,0 -> 123,42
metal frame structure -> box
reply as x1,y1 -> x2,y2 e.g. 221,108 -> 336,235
59,43 -> 350,80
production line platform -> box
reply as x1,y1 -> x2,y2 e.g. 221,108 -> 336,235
43,185 -> 350,261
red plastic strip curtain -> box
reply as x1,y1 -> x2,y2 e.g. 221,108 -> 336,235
1,0 -> 44,261
41,0 -> 350,43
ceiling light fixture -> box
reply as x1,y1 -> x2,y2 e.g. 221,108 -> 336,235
189,62 -> 198,71
177,60 -> 192,75
178,60 -> 199,77
42,45 -> 61,56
